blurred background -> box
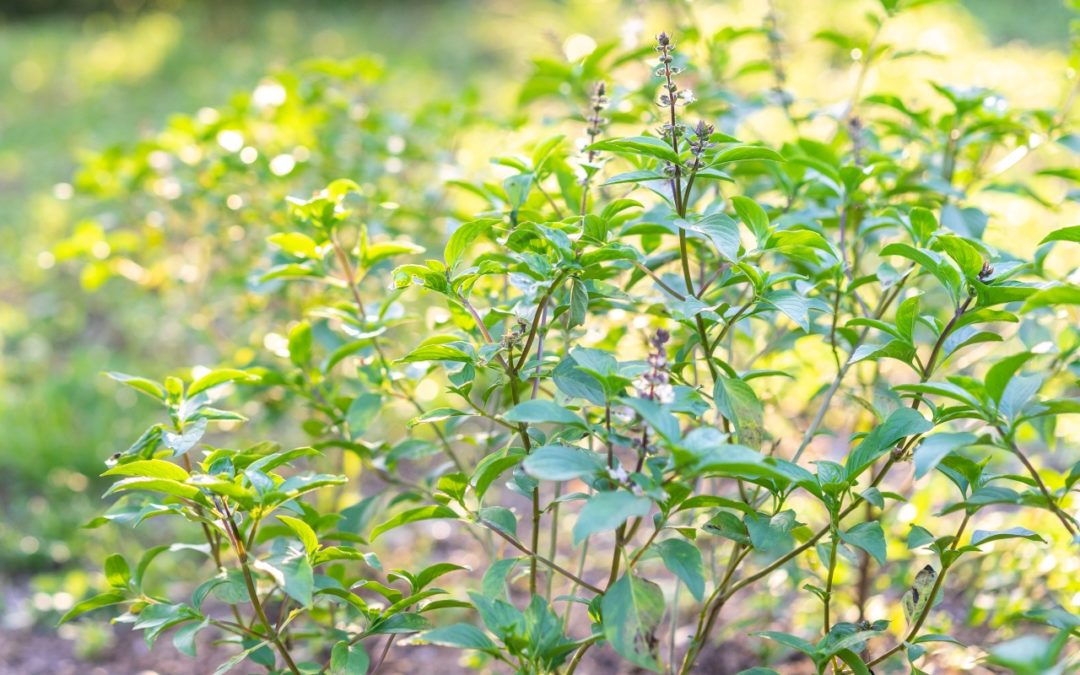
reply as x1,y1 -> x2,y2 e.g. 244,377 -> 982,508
0,0 -> 1077,672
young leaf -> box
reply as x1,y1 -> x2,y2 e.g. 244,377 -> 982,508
58,591 -> 128,625
188,369 -> 259,397
104,554 -> 131,588
277,515 -> 320,555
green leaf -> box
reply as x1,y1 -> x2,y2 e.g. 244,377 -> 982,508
601,574 -> 665,670
58,591 -> 127,625
969,527 -> 1045,547
277,515 -> 319,555
763,290 -> 811,331
104,554 -> 131,588
656,539 -> 705,600
188,369 -> 259,397
731,195 -> 770,243
845,408 -> 932,479
985,352 -> 1034,404
288,321 -> 313,367
573,491 -> 652,545
362,240 -> 425,267
396,344 -> 472,364
840,521 -> 887,565
104,477 -> 203,501
212,641 -> 270,675
445,219 -> 492,269
481,558 -> 521,601
103,459 -> 190,482
834,649 -> 872,675
346,392 -> 382,439
367,612 -> 431,635
329,641 -> 370,674
714,145 -> 785,164
413,624 -> 497,651
173,618 -> 209,658
909,207 -> 938,241
587,135 -> 679,163
907,525 -> 935,549
567,277 -> 588,329
104,372 -> 165,401
935,234 -> 983,279
1020,285 -> 1080,311
1038,226 -> 1080,244
691,212 -> 741,261
602,170 -> 666,186
504,400 -> 585,427
162,418 -> 208,456
713,376 -> 764,449
371,505 -> 459,540
253,548 -> 313,607
880,243 -> 963,306
268,232 -> 320,259
744,510 -> 797,555
415,562 -> 470,590
913,432 -> 976,480
522,445 -> 604,481
753,630 -> 816,656
621,397 -> 681,442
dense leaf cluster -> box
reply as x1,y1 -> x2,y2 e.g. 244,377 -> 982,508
62,2 -> 1080,673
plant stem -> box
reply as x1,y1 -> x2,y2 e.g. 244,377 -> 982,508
219,500 -> 300,675
478,517 -> 602,594
515,270 -> 569,372
330,231 -> 466,473
995,425 -> 1078,537
823,528 -> 839,634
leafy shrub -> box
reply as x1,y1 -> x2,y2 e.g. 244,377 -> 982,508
62,2 -> 1080,673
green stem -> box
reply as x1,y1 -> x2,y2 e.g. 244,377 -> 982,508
219,500 -> 300,675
